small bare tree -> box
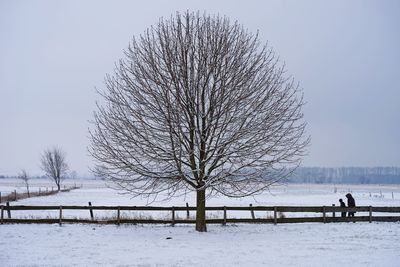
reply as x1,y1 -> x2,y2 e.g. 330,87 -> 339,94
40,147 -> 69,191
90,11 -> 309,232
18,169 -> 30,197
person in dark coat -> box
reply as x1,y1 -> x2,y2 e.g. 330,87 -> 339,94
339,198 -> 346,217
346,193 -> 356,217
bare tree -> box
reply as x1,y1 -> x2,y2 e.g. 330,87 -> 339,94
90,11 -> 309,232
40,147 -> 69,191
18,169 -> 30,197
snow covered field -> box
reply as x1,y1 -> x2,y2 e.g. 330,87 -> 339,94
2,178 -> 400,207
2,222 -> 400,266
1,178 -> 400,266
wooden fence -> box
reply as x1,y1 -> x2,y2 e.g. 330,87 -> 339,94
0,184 -> 81,204
1,203 -> 400,226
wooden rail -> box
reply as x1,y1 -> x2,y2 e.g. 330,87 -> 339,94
3,205 -> 400,212
1,203 -> 399,226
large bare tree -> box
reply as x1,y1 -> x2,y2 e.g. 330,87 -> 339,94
40,147 -> 69,191
90,12 -> 309,232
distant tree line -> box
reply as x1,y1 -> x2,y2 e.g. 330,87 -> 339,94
289,167 -> 400,184
2,167 -> 400,184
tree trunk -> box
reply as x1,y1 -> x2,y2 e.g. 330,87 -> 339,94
195,188 -> 207,232
57,184 -> 61,192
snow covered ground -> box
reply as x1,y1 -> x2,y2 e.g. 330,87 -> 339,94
2,178 -> 400,206
1,222 -> 400,266
1,178 -> 400,266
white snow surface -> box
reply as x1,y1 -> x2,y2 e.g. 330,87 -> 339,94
1,179 -> 400,266
1,223 -> 400,266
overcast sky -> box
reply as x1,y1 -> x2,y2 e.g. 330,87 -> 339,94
0,0 -> 399,176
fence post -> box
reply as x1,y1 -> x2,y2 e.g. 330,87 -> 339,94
323,206 -> 326,224
250,204 -> 255,219
6,202 -> 11,218
186,202 -> 190,219
1,205 -> 4,224
332,204 -> 335,218
89,202 -> 94,221
274,207 -> 277,225
223,206 -> 227,226
117,207 -> 120,226
59,206 -> 63,226
14,190 -> 17,201
369,206 -> 372,223
171,206 -> 175,226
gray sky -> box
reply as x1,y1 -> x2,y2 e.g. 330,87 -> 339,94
1,0 -> 399,176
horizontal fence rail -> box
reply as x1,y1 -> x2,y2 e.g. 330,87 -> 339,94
3,205 -> 400,212
1,203 -> 400,226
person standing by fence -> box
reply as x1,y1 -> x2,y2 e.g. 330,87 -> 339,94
346,193 -> 356,218
339,198 -> 346,217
